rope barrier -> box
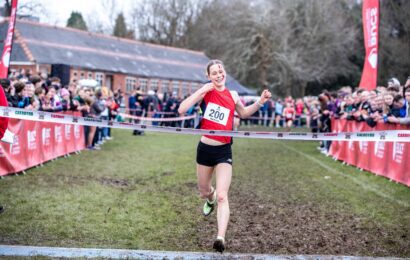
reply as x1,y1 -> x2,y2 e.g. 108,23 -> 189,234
1,106 -> 410,142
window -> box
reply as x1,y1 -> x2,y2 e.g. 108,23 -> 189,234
162,80 -> 170,92
181,82 -> 189,97
139,78 -> 148,93
80,72 -> 85,79
95,72 -> 104,86
172,81 -> 180,96
191,82 -> 200,92
150,79 -> 158,91
126,77 -> 137,93
88,72 -> 93,79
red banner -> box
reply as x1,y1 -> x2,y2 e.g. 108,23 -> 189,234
0,0 -> 18,78
0,111 -> 85,176
358,0 -> 379,90
329,119 -> 410,187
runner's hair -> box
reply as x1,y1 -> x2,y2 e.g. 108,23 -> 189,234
206,60 -> 224,75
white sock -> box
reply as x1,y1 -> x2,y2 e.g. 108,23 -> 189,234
216,236 -> 225,242
207,188 -> 216,204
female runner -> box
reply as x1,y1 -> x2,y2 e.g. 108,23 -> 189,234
178,60 -> 271,253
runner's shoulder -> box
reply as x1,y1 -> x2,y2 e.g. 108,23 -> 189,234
229,90 -> 240,104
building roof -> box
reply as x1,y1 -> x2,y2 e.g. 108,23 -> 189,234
0,19 -> 256,95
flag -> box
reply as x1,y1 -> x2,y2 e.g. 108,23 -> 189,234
0,0 -> 18,140
0,0 -> 18,78
358,0 -> 379,90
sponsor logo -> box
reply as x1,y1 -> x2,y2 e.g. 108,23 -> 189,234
2,108 -> 9,116
208,130 -> 214,134
42,128 -> 51,146
141,125 -> 147,129
289,133 -> 307,136
72,117 -> 79,123
10,135 -> 20,155
15,110 -> 33,116
312,134 -> 318,139
393,142 -> 404,164
27,130 -> 37,150
84,118 -> 102,123
374,141 -> 385,158
51,114 -> 65,119
368,48 -> 378,69
366,7 -> 378,69
277,133 -> 283,138
378,132 -> 387,140
108,121 -> 114,126
357,133 -> 375,138
74,125 -> 80,139
359,141 -> 368,154
55,126 -> 62,143
324,133 -> 338,137
244,132 -> 250,136
348,140 -> 354,151
38,112 -> 45,120
345,134 -> 351,139
398,133 -> 410,138
65,125 -> 71,140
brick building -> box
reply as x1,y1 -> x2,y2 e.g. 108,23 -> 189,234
0,19 -> 255,98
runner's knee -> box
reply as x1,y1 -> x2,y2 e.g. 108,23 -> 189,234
217,192 -> 228,203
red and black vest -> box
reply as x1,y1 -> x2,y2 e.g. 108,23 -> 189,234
200,88 -> 235,144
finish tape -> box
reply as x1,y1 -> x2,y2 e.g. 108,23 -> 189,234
1,106 -> 410,142
119,113 -> 196,122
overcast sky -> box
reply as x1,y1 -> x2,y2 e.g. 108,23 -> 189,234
17,0 -> 136,28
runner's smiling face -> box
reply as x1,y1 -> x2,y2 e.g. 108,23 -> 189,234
207,64 -> 226,88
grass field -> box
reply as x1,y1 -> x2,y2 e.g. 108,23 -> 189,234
0,127 -> 409,257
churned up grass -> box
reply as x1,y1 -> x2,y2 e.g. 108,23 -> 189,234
0,127 -> 409,256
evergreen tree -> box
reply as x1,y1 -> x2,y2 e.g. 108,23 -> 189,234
66,11 -> 88,31
113,13 -> 131,38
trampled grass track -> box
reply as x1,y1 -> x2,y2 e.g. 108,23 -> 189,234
0,127 -> 409,257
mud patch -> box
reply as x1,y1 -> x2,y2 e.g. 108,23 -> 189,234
98,177 -> 130,188
196,189 -> 410,256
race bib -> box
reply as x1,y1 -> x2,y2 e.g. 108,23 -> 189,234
203,102 -> 230,126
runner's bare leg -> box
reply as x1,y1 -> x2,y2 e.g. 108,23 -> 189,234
215,163 -> 232,238
197,164 -> 215,201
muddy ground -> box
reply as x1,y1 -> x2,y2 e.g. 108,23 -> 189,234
195,189 -> 410,257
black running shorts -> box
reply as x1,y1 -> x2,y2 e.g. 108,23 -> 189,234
196,141 -> 232,167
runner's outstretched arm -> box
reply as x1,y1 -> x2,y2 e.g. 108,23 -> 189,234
235,89 -> 271,119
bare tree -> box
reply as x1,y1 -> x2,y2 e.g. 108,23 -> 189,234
100,0 -> 118,33
85,14 -> 107,34
130,0 -> 205,47
378,0 -> 410,85
187,0 -> 359,96
5,0 -> 48,20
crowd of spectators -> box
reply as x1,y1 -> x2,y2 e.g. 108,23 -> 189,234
127,88 -> 197,136
2,68 -> 409,155
0,69 -> 122,150
250,76 -> 410,154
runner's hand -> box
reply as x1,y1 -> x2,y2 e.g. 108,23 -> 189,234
200,83 -> 215,95
259,89 -> 272,104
